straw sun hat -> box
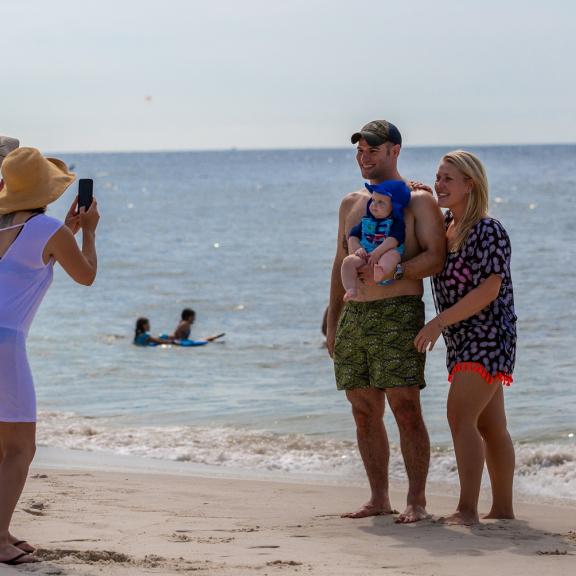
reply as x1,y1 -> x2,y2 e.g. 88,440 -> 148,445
0,147 -> 76,215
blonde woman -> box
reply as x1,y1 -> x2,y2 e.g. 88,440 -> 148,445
0,148 -> 99,564
414,150 -> 516,525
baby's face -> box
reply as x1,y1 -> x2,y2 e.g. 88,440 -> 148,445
369,192 -> 392,219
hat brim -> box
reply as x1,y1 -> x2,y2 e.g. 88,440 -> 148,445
351,131 -> 388,147
0,149 -> 76,215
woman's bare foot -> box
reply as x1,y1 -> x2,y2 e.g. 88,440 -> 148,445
11,538 -> 35,553
0,543 -> 39,565
343,289 -> 358,302
482,510 -> 515,520
437,511 -> 479,526
395,504 -> 431,524
341,502 -> 398,519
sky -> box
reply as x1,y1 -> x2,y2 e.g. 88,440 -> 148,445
1,0 -> 575,152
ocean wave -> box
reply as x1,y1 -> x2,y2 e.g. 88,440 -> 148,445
36,411 -> 576,501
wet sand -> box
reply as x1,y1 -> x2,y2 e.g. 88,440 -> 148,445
5,462 -> 575,575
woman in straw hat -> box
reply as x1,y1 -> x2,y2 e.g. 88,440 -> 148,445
0,147 -> 99,565
414,150 -> 516,525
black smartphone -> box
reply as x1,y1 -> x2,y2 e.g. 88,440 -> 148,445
77,179 -> 93,212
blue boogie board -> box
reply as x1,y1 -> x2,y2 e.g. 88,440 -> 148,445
174,339 -> 208,347
158,334 -> 210,347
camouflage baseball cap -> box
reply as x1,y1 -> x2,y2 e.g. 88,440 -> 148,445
351,120 -> 402,147
0,136 -> 20,167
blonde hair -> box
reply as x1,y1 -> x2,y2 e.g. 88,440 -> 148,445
442,150 -> 489,251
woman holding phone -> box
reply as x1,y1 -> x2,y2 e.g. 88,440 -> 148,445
0,147 -> 99,565
414,150 -> 516,525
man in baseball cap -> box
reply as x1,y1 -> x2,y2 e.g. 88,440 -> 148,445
0,136 -> 20,167
0,136 -> 20,192
351,120 -> 402,147
326,119 -> 446,524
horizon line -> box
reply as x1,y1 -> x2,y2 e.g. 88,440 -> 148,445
47,141 -> 576,156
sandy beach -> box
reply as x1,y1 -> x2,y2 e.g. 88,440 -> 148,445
2,453 -> 574,576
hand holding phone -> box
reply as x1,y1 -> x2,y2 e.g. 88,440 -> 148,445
77,179 -> 93,213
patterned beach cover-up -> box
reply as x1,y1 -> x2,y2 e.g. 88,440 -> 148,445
432,213 -> 517,385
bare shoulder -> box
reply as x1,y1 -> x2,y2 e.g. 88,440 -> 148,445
340,190 -> 366,213
48,224 -> 73,246
408,188 -> 439,212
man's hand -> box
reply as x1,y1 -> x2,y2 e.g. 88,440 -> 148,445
326,327 -> 336,358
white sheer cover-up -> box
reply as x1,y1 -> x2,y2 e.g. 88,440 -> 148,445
0,214 -> 63,422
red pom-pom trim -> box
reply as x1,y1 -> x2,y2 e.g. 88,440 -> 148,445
448,362 -> 513,386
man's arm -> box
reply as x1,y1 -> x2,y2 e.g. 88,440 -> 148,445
402,191 -> 446,280
326,194 -> 358,357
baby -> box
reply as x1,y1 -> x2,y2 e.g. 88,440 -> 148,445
341,180 -> 411,302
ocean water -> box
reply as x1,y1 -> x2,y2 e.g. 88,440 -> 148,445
26,145 -> 576,501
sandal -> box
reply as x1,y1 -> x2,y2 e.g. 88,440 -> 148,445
1,551 -> 38,565
13,540 -> 35,553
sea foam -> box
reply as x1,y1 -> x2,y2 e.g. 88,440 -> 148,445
37,411 -> 576,502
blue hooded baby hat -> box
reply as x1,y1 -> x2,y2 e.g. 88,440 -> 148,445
364,180 -> 411,220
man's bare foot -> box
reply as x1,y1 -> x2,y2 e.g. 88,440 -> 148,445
437,511 -> 479,526
482,510 -> 515,520
343,289 -> 358,302
395,504 -> 431,524
341,503 -> 398,519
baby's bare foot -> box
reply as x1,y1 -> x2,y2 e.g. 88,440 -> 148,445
373,266 -> 386,283
343,289 -> 357,302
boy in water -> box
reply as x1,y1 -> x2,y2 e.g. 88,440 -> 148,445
172,308 -> 196,340
341,180 -> 410,301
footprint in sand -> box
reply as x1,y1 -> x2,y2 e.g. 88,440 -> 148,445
168,533 -> 235,544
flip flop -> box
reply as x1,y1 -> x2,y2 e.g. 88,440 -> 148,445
13,540 -> 35,553
1,551 -> 36,565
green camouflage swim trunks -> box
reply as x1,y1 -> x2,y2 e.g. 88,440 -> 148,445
334,295 -> 426,390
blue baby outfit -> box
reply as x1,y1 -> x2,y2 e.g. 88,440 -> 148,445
349,180 -> 411,254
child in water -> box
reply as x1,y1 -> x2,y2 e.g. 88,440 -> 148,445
134,311 -> 225,347
171,308 -> 196,340
133,317 -> 172,346
341,180 -> 411,302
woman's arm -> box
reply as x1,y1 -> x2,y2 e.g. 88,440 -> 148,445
149,335 -> 173,344
414,274 -> 502,353
45,199 -> 99,286
437,274 -> 502,328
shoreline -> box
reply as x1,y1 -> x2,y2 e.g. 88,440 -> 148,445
8,453 -> 576,576
33,444 -> 576,508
